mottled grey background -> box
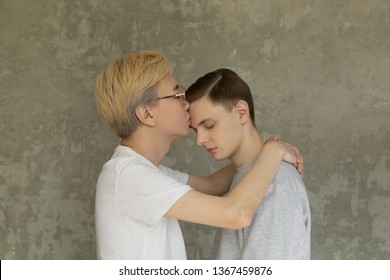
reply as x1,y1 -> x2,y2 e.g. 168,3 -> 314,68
0,0 -> 389,260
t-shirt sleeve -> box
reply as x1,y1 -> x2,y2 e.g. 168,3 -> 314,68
116,160 -> 192,226
244,164 -> 310,259
158,164 -> 189,184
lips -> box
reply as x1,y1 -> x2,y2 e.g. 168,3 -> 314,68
206,147 -> 217,154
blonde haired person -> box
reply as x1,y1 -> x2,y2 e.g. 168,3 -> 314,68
94,50 -> 303,259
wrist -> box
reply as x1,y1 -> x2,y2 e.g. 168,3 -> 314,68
263,141 -> 284,159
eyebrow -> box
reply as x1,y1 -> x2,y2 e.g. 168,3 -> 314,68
190,117 -> 212,132
194,118 -> 211,128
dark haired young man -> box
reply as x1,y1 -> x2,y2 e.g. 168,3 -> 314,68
187,68 -> 311,259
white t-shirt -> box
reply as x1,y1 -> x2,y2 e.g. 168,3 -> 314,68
95,145 -> 192,259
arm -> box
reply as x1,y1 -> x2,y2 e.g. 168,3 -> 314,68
242,184 -> 304,259
241,167 -> 310,259
187,163 -> 236,196
166,141 -> 299,229
188,139 -> 303,196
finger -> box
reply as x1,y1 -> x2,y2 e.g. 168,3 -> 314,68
294,152 -> 303,175
294,148 -> 301,164
297,156 -> 304,178
265,136 -> 281,143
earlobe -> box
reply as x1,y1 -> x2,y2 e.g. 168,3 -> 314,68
135,105 -> 156,126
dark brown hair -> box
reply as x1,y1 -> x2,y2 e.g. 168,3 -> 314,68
186,68 -> 255,124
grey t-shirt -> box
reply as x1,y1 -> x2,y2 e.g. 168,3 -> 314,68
213,159 -> 311,259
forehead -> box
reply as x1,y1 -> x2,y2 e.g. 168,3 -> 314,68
156,74 -> 177,91
189,96 -> 229,127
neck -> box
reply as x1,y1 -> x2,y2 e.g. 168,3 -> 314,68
121,129 -> 173,166
230,126 -> 264,168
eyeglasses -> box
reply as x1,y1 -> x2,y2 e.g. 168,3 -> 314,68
157,86 -> 186,102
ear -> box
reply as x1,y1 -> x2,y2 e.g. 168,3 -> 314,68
135,105 -> 156,126
235,100 -> 250,124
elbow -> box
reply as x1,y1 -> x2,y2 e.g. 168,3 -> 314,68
220,196 -> 258,229
234,216 -> 253,230
225,209 -> 254,230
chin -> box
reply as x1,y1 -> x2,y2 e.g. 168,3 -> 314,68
211,154 -> 226,161
180,127 -> 190,136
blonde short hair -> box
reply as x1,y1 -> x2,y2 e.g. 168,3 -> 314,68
95,50 -> 171,138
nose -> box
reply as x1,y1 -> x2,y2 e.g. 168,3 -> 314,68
183,99 -> 190,110
196,130 -> 207,146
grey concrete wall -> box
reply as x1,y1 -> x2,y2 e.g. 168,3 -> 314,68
0,0 -> 389,259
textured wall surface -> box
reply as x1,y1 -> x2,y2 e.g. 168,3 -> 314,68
1,0 -> 389,259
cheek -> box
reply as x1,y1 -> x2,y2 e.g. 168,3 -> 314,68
212,125 -> 230,143
177,106 -> 188,116
220,125 -> 241,145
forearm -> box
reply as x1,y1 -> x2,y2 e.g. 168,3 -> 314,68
209,163 -> 236,195
167,142 -> 294,230
187,164 -> 236,196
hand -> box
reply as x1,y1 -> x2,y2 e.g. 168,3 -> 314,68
265,138 -> 304,178
265,136 -> 281,143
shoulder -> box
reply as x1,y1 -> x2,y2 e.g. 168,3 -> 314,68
256,163 -> 310,220
102,146 -> 157,174
274,162 -> 304,184
277,162 -> 302,178
270,162 -> 308,199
